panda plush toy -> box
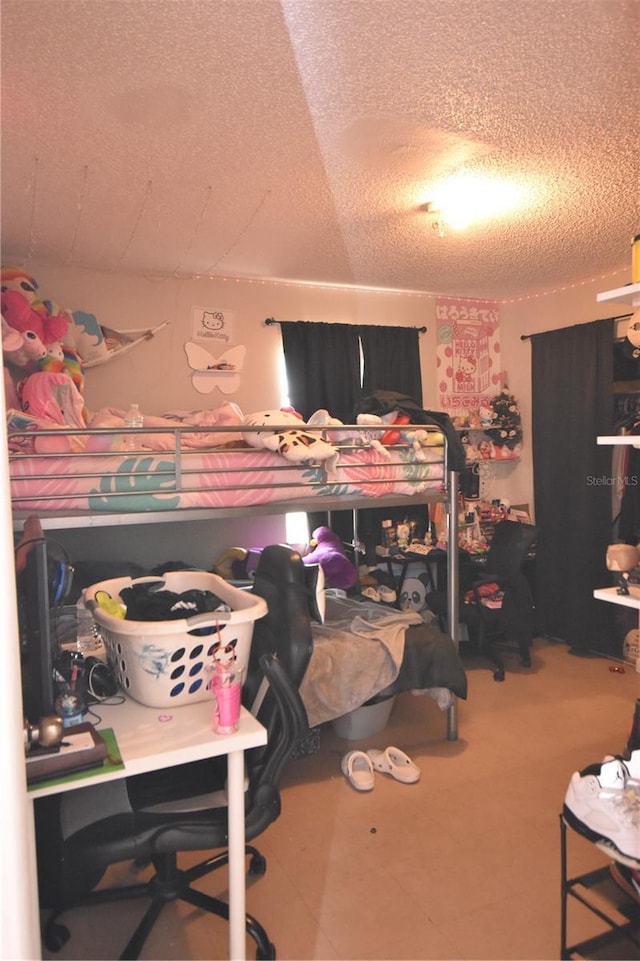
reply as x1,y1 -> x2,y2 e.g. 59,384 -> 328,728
399,571 -> 431,613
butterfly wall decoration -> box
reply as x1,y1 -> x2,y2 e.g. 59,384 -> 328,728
183,342 -> 246,394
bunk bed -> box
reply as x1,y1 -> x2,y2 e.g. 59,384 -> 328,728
8,416 -> 463,739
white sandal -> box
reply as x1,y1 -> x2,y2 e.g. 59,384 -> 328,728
341,750 -> 375,791
361,586 -> 380,603
378,585 -> 397,604
367,746 -> 421,784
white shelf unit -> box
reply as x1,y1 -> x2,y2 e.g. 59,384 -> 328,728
597,435 -> 640,448
578,327 -> 640,959
593,319 -> 640,618
593,586 -> 640,611
596,282 -> 640,307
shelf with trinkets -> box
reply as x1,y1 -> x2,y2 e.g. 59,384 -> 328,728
450,386 -> 523,462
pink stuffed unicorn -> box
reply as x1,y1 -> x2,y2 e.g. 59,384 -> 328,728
2,266 -> 86,424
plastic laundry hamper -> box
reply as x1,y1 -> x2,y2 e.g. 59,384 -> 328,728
84,571 -> 267,708
331,697 -> 396,740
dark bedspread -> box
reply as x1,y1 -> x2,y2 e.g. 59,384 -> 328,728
367,620 -> 468,703
302,595 -> 467,726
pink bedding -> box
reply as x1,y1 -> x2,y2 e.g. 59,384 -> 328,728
8,400 -> 447,518
7,402 -> 244,454
9,443 -> 445,516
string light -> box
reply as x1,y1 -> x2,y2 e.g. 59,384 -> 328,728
201,189 -> 271,273
12,158 -> 627,304
23,155 -> 40,267
169,185 -> 213,278
499,266 -> 628,304
64,164 -> 89,266
173,268 -> 627,305
109,179 -> 153,271
31,252 -> 625,308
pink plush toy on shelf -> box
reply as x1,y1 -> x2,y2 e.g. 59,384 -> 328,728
1,266 -> 88,450
1,266 -> 70,358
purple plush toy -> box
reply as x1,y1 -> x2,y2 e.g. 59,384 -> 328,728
302,526 -> 357,590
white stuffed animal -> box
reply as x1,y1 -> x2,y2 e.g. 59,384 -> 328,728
307,408 -> 391,460
403,427 -> 445,463
243,409 -> 340,477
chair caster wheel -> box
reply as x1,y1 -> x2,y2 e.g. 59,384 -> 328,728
249,852 -> 267,876
493,668 -> 505,682
44,921 -> 70,952
256,942 -> 276,960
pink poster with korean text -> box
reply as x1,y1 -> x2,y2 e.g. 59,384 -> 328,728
436,298 -> 503,415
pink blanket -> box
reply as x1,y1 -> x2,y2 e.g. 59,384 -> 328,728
7,402 -> 244,454
89,404 -> 244,451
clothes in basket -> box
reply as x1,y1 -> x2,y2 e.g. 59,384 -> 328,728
84,571 -> 267,708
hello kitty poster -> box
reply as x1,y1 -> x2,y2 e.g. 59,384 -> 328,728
191,306 -> 235,345
435,297 -> 503,414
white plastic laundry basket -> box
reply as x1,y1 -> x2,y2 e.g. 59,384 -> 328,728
331,697 -> 396,740
84,571 -> 267,708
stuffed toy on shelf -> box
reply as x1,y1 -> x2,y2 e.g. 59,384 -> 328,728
1,266 -> 87,420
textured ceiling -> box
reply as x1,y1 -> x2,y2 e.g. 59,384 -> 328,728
1,0 -> 639,300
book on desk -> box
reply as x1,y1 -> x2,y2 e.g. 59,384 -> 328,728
26,722 -> 123,788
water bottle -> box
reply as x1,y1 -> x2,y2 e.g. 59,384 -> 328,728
124,403 -> 143,451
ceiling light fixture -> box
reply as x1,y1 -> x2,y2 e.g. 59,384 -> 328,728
423,202 -> 447,238
423,173 -> 528,237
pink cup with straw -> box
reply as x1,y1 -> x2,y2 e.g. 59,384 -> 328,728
211,666 -> 243,734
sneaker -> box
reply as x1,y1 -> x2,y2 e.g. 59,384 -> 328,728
563,758 -> 640,862
626,749 -> 640,784
601,751 -> 640,790
624,698 -> 640,758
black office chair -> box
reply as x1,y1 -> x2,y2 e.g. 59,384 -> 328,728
426,520 -> 537,681
37,545 -> 314,961
243,544 -> 315,712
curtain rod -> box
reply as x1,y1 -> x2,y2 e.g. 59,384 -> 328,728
265,317 -> 427,333
520,310 -> 633,340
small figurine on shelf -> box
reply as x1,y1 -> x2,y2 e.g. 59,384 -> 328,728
606,543 -> 640,595
478,438 -> 495,460
478,403 -> 494,429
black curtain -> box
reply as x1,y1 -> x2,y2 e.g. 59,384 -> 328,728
360,325 -> 423,406
280,321 -> 361,423
531,317 -> 615,654
280,322 -> 424,553
357,327 -> 425,557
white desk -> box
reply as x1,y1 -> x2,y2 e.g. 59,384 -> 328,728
28,698 -> 267,961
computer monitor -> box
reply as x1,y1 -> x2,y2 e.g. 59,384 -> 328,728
17,539 -> 68,722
